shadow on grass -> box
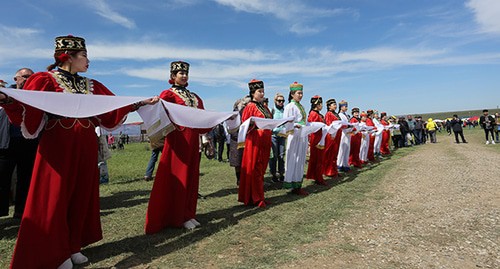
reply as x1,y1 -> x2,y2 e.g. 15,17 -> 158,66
201,187 -> 239,198
112,173 -> 206,185
100,190 -> 151,211
0,217 -> 21,240
83,179 -> 331,268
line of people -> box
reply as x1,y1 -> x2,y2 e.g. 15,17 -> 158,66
231,80 -> 397,210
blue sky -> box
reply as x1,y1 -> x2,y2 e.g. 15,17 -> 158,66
1,0 -> 499,122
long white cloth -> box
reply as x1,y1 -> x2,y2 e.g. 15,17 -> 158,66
0,88 -> 144,118
300,121 -> 327,148
137,100 -> 239,145
1,88 -> 240,142
237,116 -> 294,147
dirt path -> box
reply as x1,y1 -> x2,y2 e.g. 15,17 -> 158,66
285,141 -> 499,268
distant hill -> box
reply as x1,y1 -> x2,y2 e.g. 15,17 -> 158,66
401,108 -> 500,120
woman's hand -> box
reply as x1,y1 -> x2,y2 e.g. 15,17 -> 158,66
142,96 -> 160,105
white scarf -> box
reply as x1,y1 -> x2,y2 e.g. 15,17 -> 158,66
1,88 -> 145,118
237,116 -> 294,148
137,100 -> 239,144
1,88 -> 239,139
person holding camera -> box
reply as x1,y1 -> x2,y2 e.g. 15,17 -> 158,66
450,114 -> 467,144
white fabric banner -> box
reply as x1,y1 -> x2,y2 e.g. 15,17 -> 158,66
0,88 -> 144,118
159,100 -> 237,129
237,116 -> 294,147
137,100 -> 237,144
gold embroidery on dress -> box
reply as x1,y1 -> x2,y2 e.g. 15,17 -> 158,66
45,119 -> 94,130
50,71 -> 94,95
171,87 -> 198,107
254,101 -> 272,119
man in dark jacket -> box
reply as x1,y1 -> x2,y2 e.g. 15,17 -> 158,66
398,117 -> 410,147
414,116 -> 424,145
450,115 -> 467,144
479,109 -> 496,144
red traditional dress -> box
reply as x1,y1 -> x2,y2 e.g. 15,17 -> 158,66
145,85 -> 210,234
380,119 -> 391,155
238,101 -> 272,207
348,117 -> 363,168
366,117 -> 376,162
3,69 -> 132,269
306,110 -> 326,183
323,110 -> 342,177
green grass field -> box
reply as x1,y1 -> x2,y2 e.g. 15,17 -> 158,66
0,128 -> 497,268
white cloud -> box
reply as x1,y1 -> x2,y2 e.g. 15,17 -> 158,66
118,45 -> 500,90
466,0 -> 500,35
85,0 -> 136,29
0,25 -> 41,39
0,25 -> 50,62
88,43 -> 279,61
335,47 -> 447,65
213,0 -> 352,35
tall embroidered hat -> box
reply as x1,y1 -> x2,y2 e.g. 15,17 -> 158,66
310,95 -> 322,105
170,61 -> 190,73
351,107 -> 360,113
248,79 -> 264,91
338,100 -> 348,108
289,81 -> 303,91
360,111 -> 368,117
55,35 -> 86,52
380,112 -> 387,117
326,99 -> 336,107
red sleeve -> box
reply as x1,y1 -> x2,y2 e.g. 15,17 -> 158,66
241,102 -> 259,123
307,111 -> 317,123
308,111 -> 323,145
1,99 -> 23,126
325,112 -> 333,125
350,117 -> 359,124
16,72 -> 56,135
159,89 -> 178,104
366,118 -> 374,126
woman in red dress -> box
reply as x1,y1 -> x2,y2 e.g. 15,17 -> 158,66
238,79 -> 273,208
0,35 -> 156,269
305,95 -> 327,185
349,107 -> 363,168
365,110 -> 376,162
323,99 -> 342,178
380,112 -> 391,155
145,61 -> 212,233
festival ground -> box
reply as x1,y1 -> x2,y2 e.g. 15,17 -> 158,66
0,128 -> 498,268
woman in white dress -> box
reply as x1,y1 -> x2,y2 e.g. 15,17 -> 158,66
283,82 -> 309,196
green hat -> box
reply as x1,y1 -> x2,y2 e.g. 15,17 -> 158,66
289,81 -> 303,91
